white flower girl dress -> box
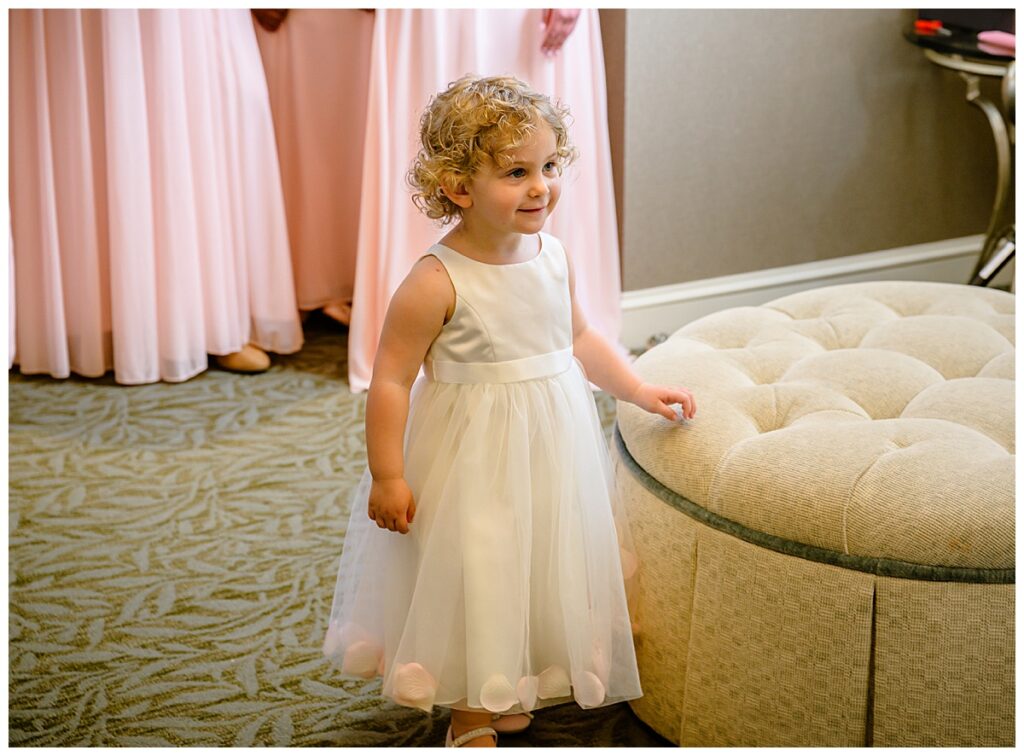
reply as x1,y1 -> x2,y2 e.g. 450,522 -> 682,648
324,232 -> 641,714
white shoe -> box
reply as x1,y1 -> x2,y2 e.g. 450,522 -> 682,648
444,724 -> 498,747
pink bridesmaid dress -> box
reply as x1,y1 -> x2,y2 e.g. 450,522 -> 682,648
9,9 -> 302,385
9,223 -> 15,368
254,9 -> 374,318
348,9 -> 622,392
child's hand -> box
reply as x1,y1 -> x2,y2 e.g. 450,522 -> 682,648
540,9 -> 581,56
251,9 -> 288,32
629,382 -> 697,422
368,478 -> 417,534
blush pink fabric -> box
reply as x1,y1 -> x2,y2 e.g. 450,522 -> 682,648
348,9 -> 623,392
9,9 -> 302,384
254,10 -> 374,313
9,223 -> 15,368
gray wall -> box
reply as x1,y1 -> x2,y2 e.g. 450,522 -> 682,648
609,9 -> 1003,291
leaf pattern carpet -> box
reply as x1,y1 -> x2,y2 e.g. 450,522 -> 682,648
8,318 -> 671,747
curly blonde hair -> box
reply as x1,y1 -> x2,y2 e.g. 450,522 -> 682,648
408,74 -> 578,225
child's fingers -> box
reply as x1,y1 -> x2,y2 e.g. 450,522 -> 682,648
664,388 -> 696,418
667,388 -> 693,404
371,510 -> 391,530
656,402 -> 677,422
677,398 -> 695,420
679,393 -> 696,419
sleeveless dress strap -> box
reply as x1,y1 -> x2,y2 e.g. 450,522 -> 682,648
421,244 -> 458,275
538,232 -> 568,279
419,245 -> 465,304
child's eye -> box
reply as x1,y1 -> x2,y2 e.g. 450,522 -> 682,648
543,162 -> 557,173
508,168 -> 526,178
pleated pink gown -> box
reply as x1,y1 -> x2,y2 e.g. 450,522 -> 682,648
348,9 -> 622,392
9,9 -> 302,384
254,10 -> 373,315
9,223 -> 16,368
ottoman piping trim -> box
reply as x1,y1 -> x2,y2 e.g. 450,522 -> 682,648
613,426 -> 1014,585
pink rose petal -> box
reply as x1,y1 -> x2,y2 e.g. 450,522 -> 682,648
341,640 -> 382,679
573,670 -> 606,707
516,675 -> 539,711
537,665 -> 571,699
392,662 -> 436,712
480,673 -> 518,712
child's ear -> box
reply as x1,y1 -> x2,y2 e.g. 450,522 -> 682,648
441,176 -> 473,209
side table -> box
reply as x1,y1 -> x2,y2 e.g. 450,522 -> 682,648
906,27 -> 1015,286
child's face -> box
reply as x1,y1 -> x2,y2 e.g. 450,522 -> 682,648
460,121 -> 561,237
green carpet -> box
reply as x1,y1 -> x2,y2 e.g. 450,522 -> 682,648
8,318 -> 670,747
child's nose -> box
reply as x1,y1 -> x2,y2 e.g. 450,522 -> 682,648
528,177 -> 549,197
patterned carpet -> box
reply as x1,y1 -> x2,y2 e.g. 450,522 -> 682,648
8,317 -> 670,747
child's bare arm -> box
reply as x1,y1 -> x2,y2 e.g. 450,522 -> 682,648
365,256 -> 453,532
565,247 -> 696,421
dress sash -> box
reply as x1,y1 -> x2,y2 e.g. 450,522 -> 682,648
425,346 -> 573,384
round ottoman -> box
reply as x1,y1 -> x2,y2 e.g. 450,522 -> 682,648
613,281 -> 1014,747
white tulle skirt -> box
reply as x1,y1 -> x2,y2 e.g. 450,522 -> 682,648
324,361 -> 642,714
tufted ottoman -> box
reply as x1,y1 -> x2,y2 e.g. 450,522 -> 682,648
613,281 -> 1014,747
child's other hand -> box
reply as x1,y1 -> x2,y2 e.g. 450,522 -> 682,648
540,9 -> 581,56
368,478 -> 417,534
251,9 -> 288,32
629,382 -> 697,422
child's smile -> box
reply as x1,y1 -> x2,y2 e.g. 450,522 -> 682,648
456,120 -> 562,246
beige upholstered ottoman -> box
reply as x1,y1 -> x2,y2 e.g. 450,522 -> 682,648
613,281 -> 1014,747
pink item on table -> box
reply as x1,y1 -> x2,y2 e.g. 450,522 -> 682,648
255,9 -> 374,314
9,9 -> 302,384
978,30 -> 1015,56
347,9 -> 623,392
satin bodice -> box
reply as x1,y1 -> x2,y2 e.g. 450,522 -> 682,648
423,233 -> 574,384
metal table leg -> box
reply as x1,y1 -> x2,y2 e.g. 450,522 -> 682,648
959,71 -> 1015,284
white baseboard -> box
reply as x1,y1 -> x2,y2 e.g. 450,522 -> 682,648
620,234 -> 1014,350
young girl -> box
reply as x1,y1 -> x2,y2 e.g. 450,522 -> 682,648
323,74 -> 696,747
